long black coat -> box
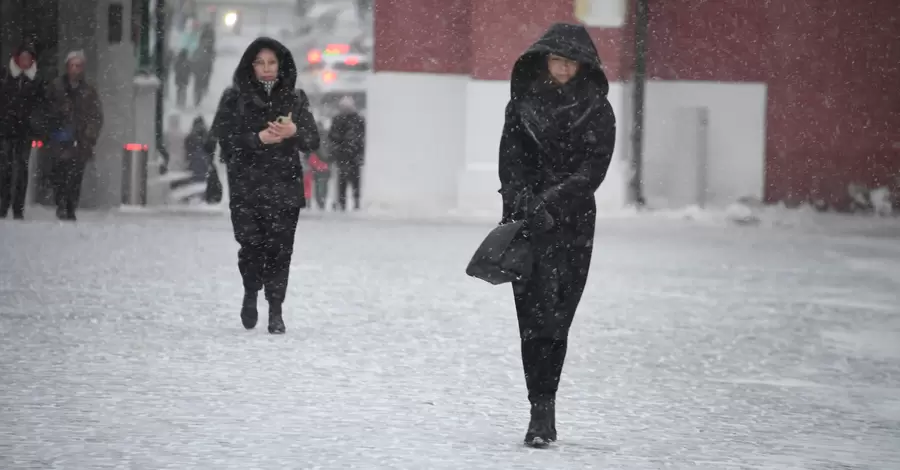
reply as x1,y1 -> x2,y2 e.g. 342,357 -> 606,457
498,23 -> 616,341
212,36 -> 319,208
328,111 -> 365,166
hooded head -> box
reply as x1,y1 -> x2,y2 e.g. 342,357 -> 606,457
338,95 -> 356,112
510,23 -> 609,101
233,37 -> 297,93
9,43 -> 37,79
191,115 -> 207,133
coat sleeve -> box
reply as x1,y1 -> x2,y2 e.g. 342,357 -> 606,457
497,101 -> 531,223
286,89 -> 320,153
213,88 -> 262,155
540,98 -> 616,209
84,86 -> 104,145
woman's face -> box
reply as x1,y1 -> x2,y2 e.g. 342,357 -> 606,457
547,54 -> 579,85
16,51 -> 34,70
253,48 -> 278,81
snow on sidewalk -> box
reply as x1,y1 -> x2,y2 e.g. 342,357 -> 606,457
1,213 -> 898,468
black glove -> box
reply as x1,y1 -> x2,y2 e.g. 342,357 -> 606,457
527,199 -> 555,233
515,190 -> 554,233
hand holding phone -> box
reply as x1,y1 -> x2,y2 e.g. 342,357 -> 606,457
275,112 -> 293,124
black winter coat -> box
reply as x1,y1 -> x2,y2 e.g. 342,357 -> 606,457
0,55 -> 44,139
498,24 -> 616,237
328,111 -> 365,165
212,37 -> 319,206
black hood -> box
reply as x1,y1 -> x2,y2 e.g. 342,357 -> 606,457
510,23 -> 609,101
233,37 -> 297,91
190,116 -> 207,133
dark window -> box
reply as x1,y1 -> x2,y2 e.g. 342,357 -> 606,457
108,3 -> 124,43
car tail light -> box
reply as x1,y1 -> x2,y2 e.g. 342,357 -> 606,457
324,43 -> 349,55
322,70 -> 337,83
344,56 -> 359,65
307,49 -> 322,63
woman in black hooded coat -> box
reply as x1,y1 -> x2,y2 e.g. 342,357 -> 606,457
213,37 -> 319,334
498,23 -> 616,447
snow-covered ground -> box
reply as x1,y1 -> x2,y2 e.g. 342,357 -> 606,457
1,213 -> 899,468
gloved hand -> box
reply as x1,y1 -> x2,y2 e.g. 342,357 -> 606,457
527,198 -> 555,233
515,190 -> 554,233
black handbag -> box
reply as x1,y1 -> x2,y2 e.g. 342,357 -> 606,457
465,220 -> 534,285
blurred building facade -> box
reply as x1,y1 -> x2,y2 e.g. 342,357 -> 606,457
367,0 -> 900,213
0,0 -> 158,209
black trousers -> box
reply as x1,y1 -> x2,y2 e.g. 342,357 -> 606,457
229,184 -> 302,303
337,162 -> 361,210
0,138 -> 31,216
513,231 -> 593,402
51,145 -> 89,216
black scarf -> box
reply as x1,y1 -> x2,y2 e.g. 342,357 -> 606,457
517,73 -> 603,154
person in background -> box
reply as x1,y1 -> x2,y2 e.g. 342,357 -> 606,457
173,49 -> 191,108
184,116 -> 213,183
306,120 -> 331,210
45,50 -> 103,221
327,96 -> 365,211
183,116 -> 221,203
192,21 -> 216,107
497,23 -> 615,448
214,37 -> 319,334
0,43 -> 44,220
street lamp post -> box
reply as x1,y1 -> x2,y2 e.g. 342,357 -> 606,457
630,0 -> 648,207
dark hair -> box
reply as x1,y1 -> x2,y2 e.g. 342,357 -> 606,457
13,43 -> 37,59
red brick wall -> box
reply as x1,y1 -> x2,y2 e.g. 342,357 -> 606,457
374,0 -> 629,82
469,0 -> 628,82
646,0 -> 900,208
373,0 -> 471,74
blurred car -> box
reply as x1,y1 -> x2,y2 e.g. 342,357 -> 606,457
298,43 -> 370,114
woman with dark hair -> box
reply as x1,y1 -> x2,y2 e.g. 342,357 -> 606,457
213,37 -> 319,334
498,23 -> 616,448
0,43 -> 43,219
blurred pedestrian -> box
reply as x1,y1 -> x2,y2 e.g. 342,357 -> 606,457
192,21 -> 216,107
498,23 -> 616,448
45,50 -> 103,221
0,43 -> 44,219
328,96 -> 365,211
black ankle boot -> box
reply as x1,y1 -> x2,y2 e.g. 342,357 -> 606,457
524,398 -> 556,448
240,290 -> 258,329
267,303 -> 285,334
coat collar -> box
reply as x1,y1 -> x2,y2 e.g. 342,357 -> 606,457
9,57 -> 37,80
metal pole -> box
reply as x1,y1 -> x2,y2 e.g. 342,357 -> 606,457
154,0 -> 170,171
630,0 -> 648,207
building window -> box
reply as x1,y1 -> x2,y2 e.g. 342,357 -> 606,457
133,0 -> 152,69
575,0 -> 626,28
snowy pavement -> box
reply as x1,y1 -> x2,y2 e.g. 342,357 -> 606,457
1,213 -> 899,469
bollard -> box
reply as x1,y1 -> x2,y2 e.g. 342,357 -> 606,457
121,143 -> 149,206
